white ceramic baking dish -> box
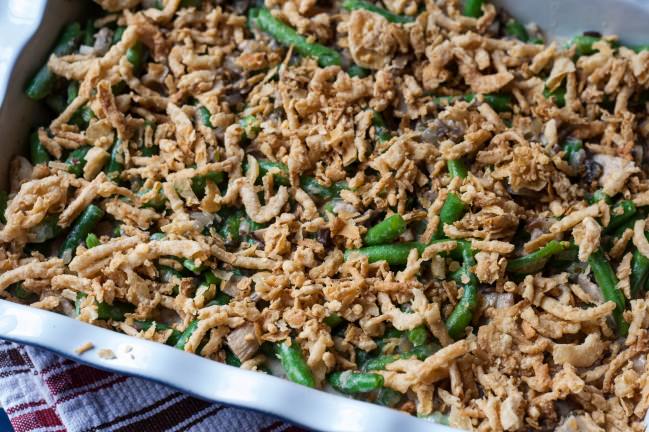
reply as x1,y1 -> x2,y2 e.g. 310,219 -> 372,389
1,1 -> 649,431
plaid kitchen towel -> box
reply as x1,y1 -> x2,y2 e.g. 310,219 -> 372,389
0,341 -> 305,432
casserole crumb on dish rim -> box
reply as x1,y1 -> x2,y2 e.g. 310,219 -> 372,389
2,0 -> 649,429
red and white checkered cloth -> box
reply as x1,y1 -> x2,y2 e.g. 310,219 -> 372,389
0,341 -> 306,432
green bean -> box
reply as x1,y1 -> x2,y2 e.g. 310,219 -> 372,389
562,138 -> 583,166
276,340 -> 316,387
605,200 -> 637,234
587,189 -> 612,205
150,232 -> 166,241
435,193 -> 466,238
138,188 -> 167,210
363,343 -> 438,371
505,18 -> 529,42
85,233 -> 100,248
26,22 -> 82,100
543,86 -> 566,107
134,320 -> 182,346
0,191 -> 7,225
347,65 -> 370,78
300,176 -> 348,200
344,242 -> 425,265
219,211 -> 242,246
192,171 -> 225,197
112,26 -> 125,45
225,348 -> 242,367
6,283 -> 38,303
364,214 -> 406,246
241,115 -> 260,140
446,283 -> 477,340
372,111 -> 391,142
434,94 -> 506,111
183,258 -> 206,274
159,265 -> 183,283
197,106 -> 213,127
631,245 -> 649,297
67,81 -> 79,105
466,93 -> 512,112
463,0 -> 484,18
328,371 -> 384,394
407,325 -> 429,347
75,292 -> 134,321
249,7 -> 341,67
445,241 -> 478,339
60,204 -> 105,262
28,215 -> 62,243
341,0 -> 414,24
588,249 -> 628,336
571,34 -> 601,57
126,41 -> 146,75
252,159 -> 290,186
65,146 -> 90,177
507,240 -> 567,274
631,44 -> 649,53
106,138 -> 125,181
376,387 -> 403,407
29,131 -> 51,165
70,106 -> 95,130
207,291 -> 232,306
83,19 -> 95,46
323,313 -> 344,329
174,319 -> 199,350
447,159 -> 468,180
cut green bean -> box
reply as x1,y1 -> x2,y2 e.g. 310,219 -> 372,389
463,0 -> 484,18
447,159 -> 468,180
543,86 -> 566,107
407,325 -> 429,347
85,233 -> 100,248
276,340 -> 316,387
372,111 -> 391,142
174,319 -> 199,350
376,387 -> 403,407
75,292 -> 133,321
435,193 -> 466,238
27,215 -> 61,244
26,22 -> 82,100
134,320 -> 182,346
0,191 -> 8,225
631,245 -> 649,297
300,176 -> 348,200
65,146 -> 91,177
328,371 -> 384,394
254,159 -> 290,186
605,200 -> 637,234
106,138 -> 125,181
197,106 -> 213,127
505,18 -> 529,42
348,65 -> 370,78
588,249 -> 628,336
126,40 -> 146,75
225,348 -> 242,367
6,283 -> 38,303
344,242 -> 425,265
60,204 -> 105,261
249,7 -> 341,67
364,214 -> 406,246
341,0 -> 414,24
240,115 -> 260,140
112,26 -> 125,45
587,189 -> 612,205
83,19 -> 95,46
507,240 -> 567,274
323,313 -> 344,329
571,34 -> 601,57
183,258 -> 206,274
363,343 -> 438,371
29,131 -> 51,165
445,241 -> 478,339
562,138 -> 583,166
